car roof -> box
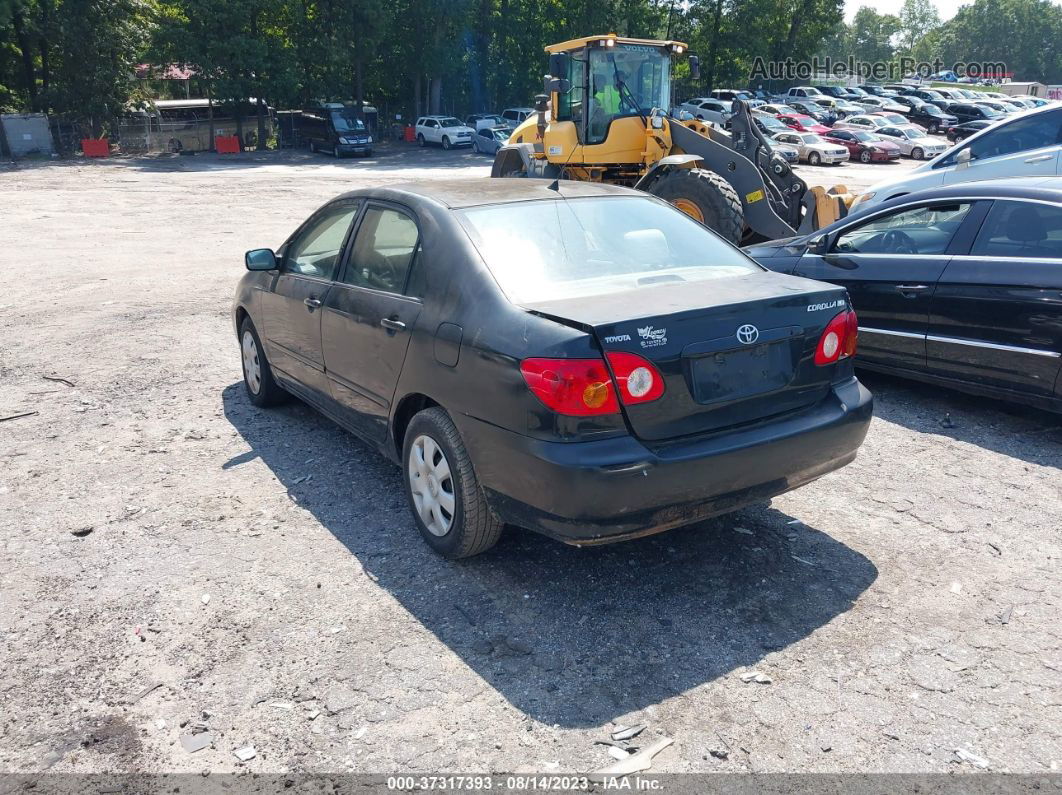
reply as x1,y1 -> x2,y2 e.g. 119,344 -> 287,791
864,177 -> 1062,216
334,178 -> 640,210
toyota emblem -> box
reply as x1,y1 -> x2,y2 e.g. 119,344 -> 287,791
736,324 -> 760,344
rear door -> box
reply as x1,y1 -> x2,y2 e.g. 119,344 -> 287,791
942,108 -> 1062,184
320,203 -> 423,442
793,200 -> 983,371
261,200 -> 361,395
927,199 -> 1062,398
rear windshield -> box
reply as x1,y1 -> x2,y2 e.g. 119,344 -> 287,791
457,196 -> 759,303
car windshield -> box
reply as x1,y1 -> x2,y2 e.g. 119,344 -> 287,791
799,134 -> 821,144
457,197 -> 758,304
851,131 -> 876,141
440,117 -> 463,127
481,115 -> 504,124
901,128 -> 921,139
492,129 -> 509,141
756,115 -> 786,130
330,112 -> 366,132
923,105 -> 943,116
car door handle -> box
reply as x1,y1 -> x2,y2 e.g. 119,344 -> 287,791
304,297 -> 322,309
1024,154 -> 1053,163
380,318 -> 406,331
895,284 -> 930,296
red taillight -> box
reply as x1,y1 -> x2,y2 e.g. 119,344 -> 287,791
520,358 -> 620,416
606,351 -> 666,405
815,309 -> 858,366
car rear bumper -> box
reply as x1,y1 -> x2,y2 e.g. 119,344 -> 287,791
455,378 -> 873,544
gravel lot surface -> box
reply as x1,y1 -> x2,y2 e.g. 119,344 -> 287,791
1,145 -> 1059,776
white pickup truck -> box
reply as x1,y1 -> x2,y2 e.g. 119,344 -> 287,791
779,86 -> 824,101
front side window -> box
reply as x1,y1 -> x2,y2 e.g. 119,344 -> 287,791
833,203 -> 973,255
458,196 -> 759,304
342,207 -> 420,293
971,201 -> 1062,258
587,44 -> 670,143
283,202 -> 360,278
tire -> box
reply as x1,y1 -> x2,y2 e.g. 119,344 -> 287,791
309,141 -> 316,153
239,318 -> 287,407
648,168 -> 743,244
333,145 -> 342,158
402,407 -> 503,559
808,151 -> 822,166
912,147 -> 924,160
442,136 -> 451,150
859,150 -> 872,163
417,134 -> 426,147
472,139 -> 480,153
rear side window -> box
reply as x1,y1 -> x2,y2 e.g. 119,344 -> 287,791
971,201 -> 1062,258
967,109 -> 1062,161
833,203 -> 973,255
457,196 -> 758,304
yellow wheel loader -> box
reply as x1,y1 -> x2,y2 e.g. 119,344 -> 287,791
490,34 -> 851,243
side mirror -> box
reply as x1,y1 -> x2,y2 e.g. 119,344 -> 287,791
807,235 -> 829,255
955,147 -> 972,168
688,55 -> 700,81
245,248 -> 278,271
548,52 -> 570,81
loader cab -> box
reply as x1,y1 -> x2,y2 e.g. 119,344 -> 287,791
548,35 -> 681,151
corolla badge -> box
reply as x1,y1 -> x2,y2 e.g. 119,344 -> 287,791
637,325 -> 668,348
736,324 -> 760,344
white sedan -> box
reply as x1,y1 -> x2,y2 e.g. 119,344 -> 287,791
772,131 -> 850,165
874,125 -> 950,159
855,96 -> 909,114
677,98 -> 733,125
832,114 -> 891,132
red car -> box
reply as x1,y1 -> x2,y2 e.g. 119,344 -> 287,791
776,113 -> 831,134
822,129 -> 902,163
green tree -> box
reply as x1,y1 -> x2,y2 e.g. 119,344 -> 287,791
897,0 -> 940,54
934,0 -> 1062,82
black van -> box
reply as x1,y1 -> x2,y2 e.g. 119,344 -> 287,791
297,104 -> 374,158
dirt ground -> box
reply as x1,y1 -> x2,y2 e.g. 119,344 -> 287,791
1,145 -> 1059,777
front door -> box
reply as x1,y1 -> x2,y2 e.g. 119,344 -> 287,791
260,200 -> 361,395
321,203 -> 423,442
794,200 -> 980,371
927,199 -> 1062,398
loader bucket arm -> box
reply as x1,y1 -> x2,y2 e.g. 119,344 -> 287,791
667,119 -> 799,241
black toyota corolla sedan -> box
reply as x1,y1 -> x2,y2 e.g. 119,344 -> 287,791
233,180 -> 872,557
744,177 -> 1062,413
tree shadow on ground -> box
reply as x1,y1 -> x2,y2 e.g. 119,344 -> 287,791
222,383 -> 878,728
5,142 -> 491,175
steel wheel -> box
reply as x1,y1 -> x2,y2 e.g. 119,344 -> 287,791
241,329 -> 261,395
408,434 -> 455,537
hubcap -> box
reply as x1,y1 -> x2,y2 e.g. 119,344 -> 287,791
408,434 -> 455,536
242,330 -> 261,394
670,198 -> 704,223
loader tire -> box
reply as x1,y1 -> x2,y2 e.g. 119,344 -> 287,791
648,168 -> 743,245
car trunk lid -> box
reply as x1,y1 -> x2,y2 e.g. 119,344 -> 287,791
522,273 -> 850,441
